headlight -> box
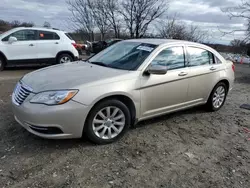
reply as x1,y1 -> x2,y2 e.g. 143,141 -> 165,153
30,90 -> 78,105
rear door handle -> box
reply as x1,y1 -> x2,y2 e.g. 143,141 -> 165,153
178,72 -> 188,76
210,67 -> 217,71
29,44 -> 34,46
55,42 -> 59,44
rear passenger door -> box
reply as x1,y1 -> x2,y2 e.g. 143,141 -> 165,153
186,46 -> 224,102
36,30 -> 60,61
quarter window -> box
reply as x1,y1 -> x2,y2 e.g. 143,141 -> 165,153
151,46 -> 185,70
65,33 -> 73,40
2,30 -> 36,41
187,47 -> 214,66
215,56 -> 222,64
38,31 -> 60,40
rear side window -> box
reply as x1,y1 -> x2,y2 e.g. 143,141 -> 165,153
151,46 -> 185,70
2,30 -> 36,41
187,47 -> 214,67
38,31 -> 60,40
65,33 -> 73,40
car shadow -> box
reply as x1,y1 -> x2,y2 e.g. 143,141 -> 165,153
12,105 -> 207,151
5,65 -> 47,71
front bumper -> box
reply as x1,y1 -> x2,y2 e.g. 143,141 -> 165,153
12,98 -> 90,139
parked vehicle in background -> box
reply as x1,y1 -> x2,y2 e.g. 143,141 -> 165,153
235,56 -> 250,64
85,39 -> 122,55
0,27 -> 79,71
106,38 -> 123,47
12,39 -> 235,144
220,52 -> 250,65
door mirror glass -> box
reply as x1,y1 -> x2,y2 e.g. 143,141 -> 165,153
147,64 -> 167,75
8,36 -> 17,43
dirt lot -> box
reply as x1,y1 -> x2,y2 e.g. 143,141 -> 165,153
0,64 -> 250,188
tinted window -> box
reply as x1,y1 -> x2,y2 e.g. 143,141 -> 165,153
38,31 -> 60,40
187,47 -> 214,66
2,30 -> 36,41
151,46 -> 185,70
65,33 -> 73,40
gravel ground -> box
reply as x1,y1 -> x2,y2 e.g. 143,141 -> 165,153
0,64 -> 250,188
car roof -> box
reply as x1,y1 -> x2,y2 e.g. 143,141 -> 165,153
126,38 -> 203,46
13,27 -> 66,33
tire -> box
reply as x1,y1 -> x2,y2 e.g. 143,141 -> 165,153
57,54 -> 73,64
0,56 -> 5,71
84,99 -> 131,144
206,82 -> 228,112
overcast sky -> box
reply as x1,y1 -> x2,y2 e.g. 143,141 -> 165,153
0,0 -> 247,44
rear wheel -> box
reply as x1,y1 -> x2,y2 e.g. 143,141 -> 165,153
206,82 -> 227,111
0,56 -> 5,71
84,99 -> 131,144
57,54 -> 73,64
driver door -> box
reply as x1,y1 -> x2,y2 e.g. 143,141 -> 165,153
3,29 -> 38,61
140,46 -> 190,118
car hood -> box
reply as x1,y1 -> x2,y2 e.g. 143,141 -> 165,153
22,61 -> 131,92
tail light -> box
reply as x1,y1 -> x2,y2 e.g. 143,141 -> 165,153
72,43 -> 77,48
232,64 -> 235,72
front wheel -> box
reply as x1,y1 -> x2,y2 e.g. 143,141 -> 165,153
206,82 -> 227,111
84,100 -> 131,144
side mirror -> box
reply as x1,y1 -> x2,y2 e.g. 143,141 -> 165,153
8,36 -> 17,44
147,64 -> 167,75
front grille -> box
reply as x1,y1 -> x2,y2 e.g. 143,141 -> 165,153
13,82 -> 32,105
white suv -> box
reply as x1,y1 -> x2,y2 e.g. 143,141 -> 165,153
0,27 -> 79,70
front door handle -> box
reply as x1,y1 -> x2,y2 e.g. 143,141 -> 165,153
55,42 -> 59,44
178,72 -> 188,76
29,44 -> 34,46
210,67 -> 217,71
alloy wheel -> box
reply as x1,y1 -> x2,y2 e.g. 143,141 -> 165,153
92,106 -> 125,139
60,56 -> 71,63
212,86 -> 226,108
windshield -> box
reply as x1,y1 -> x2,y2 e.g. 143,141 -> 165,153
88,41 -> 157,70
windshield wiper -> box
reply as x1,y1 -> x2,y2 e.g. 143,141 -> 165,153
89,61 -> 109,67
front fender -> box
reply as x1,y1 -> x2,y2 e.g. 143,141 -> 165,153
73,79 -> 141,117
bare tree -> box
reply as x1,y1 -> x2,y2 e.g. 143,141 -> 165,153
103,0 -> 122,38
87,0 -> 109,40
67,0 -> 95,40
121,0 -> 168,38
222,0 -> 250,42
11,20 -> 21,28
43,21 -> 51,28
157,16 -> 208,43
157,15 -> 186,39
230,39 -> 246,47
0,20 -> 11,32
10,20 -> 34,28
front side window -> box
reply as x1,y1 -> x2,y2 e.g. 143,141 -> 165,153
151,46 -> 185,70
38,31 -> 60,40
187,47 -> 214,67
2,30 -> 36,41
88,42 -> 157,70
